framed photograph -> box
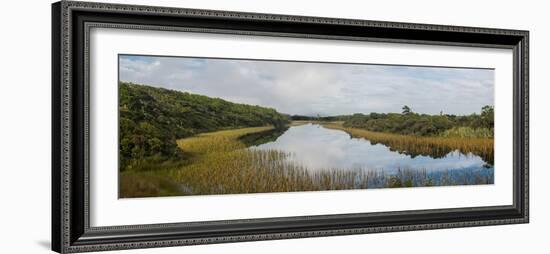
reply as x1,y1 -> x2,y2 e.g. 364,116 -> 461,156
52,1 -> 529,253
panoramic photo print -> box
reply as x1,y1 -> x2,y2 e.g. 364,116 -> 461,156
118,55 -> 495,198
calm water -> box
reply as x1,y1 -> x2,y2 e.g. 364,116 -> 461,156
250,123 -> 491,174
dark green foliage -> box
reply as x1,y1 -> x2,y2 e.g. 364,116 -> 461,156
119,82 -> 289,171
290,114 -> 352,122
238,127 -> 288,147
402,105 -> 412,115
290,115 -> 316,121
343,106 -> 494,137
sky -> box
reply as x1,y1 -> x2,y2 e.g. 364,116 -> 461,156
119,55 -> 494,116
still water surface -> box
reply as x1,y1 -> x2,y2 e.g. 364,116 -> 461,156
250,123 -> 490,173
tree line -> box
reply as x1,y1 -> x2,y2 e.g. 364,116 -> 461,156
342,105 -> 494,137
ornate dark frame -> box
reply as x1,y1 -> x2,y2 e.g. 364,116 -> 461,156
51,1 -> 529,253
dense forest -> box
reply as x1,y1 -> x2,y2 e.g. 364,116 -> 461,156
119,82 -> 289,171
342,105 -> 494,137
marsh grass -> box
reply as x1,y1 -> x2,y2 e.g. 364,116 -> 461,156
120,124 -> 494,197
322,122 -> 494,165
166,125 -> 492,196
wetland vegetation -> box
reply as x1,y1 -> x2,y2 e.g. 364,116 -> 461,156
119,82 -> 494,198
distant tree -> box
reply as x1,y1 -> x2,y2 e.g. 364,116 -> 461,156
481,105 -> 494,116
402,105 -> 412,115
480,105 -> 494,128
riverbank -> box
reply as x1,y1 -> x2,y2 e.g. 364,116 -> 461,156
120,123 -> 494,198
119,126 -> 275,198
321,122 -> 494,165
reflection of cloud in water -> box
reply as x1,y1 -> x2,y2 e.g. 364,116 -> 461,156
250,124 -> 488,173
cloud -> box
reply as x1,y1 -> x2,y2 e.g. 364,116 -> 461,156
119,55 -> 494,116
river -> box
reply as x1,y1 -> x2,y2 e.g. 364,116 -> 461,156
250,123 -> 492,174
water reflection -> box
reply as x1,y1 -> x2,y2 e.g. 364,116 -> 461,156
250,124 -> 491,173
239,127 -> 288,146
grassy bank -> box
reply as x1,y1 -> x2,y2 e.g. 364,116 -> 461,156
322,122 -> 494,165
119,126 -> 274,198
120,124 -> 493,197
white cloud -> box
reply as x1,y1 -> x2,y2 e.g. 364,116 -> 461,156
119,55 -> 494,116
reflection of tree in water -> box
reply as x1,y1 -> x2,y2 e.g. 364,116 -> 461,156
348,132 -> 494,166
239,127 -> 289,147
